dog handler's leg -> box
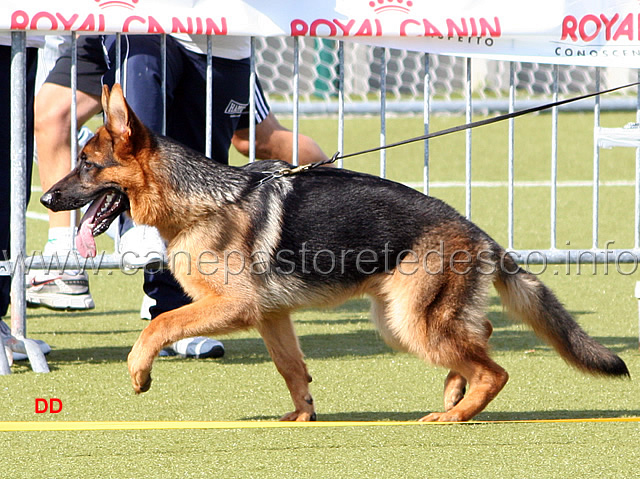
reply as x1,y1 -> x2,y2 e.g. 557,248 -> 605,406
127,295 -> 256,394
256,313 -> 316,421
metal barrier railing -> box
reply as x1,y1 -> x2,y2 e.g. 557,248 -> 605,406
2,32 -> 640,373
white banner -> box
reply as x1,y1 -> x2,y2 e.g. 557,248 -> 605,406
2,0 -> 640,67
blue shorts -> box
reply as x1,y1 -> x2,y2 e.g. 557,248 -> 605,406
47,35 -> 270,165
46,35 -> 271,319
103,34 -> 269,165
101,35 -> 271,318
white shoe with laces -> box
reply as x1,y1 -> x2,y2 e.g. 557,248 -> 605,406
25,271 -> 95,310
118,215 -> 166,270
0,320 -> 51,361
159,337 -> 225,359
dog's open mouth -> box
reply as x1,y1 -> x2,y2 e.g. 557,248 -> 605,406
76,190 -> 129,258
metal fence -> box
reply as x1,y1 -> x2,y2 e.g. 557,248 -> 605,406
2,32 -> 640,372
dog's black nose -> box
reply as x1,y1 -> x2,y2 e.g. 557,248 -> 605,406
40,190 -> 58,209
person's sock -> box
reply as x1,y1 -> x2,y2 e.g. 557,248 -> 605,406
43,227 -> 74,257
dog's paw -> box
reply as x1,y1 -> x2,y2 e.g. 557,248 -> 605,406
279,410 -> 317,422
128,354 -> 153,394
131,371 -> 152,394
418,411 -> 463,423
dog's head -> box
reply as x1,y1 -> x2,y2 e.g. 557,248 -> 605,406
40,84 -> 150,257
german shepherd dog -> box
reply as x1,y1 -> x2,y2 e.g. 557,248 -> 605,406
41,84 -> 628,422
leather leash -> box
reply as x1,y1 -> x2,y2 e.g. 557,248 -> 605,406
259,81 -> 640,184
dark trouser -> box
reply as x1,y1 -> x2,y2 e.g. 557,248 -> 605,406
0,46 -> 37,317
102,35 -> 252,319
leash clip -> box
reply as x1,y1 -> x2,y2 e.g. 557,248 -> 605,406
256,155 -> 340,188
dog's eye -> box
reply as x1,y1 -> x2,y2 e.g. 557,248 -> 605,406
82,160 -> 95,170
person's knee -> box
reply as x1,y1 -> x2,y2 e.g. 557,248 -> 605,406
35,88 -> 72,138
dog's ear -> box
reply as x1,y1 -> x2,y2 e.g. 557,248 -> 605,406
101,84 -> 111,121
103,83 -> 132,141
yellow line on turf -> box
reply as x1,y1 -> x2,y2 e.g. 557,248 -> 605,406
1,417 -> 639,431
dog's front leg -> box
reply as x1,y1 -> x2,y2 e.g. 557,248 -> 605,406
257,313 -> 316,421
127,295 -> 256,394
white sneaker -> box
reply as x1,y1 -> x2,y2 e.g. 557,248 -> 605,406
25,271 -> 95,310
159,337 -> 225,359
0,320 -> 51,361
11,340 -> 52,361
118,216 -> 166,270
140,293 -> 156,320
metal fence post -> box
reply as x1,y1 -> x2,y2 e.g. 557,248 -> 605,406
9,31 -> 49,373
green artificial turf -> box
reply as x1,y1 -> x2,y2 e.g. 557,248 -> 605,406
1,112 -> 639,478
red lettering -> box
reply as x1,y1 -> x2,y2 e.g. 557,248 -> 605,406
77,14 -> 96,32
355,19 -> 373,36
205,18 -> 227,35
561,15 -> 578,41
55,13 -> 78,31
35,398 -> 63,413
11,10 -> 29,30
147,16 -> 165,34
479,17 -> 501,37
400,19 -> 420,36
99,14 -> 105,31
424,19 -> 443,37
579,14 -> 601,42
30,11 -> 57,31
35,398 -> 48,414
447,18 -> 468,36
172,17 -> 193,34
123,16 -> 146,33
599,14 -> 619,40
613,13 -> 634,41
470,18 -> 478,37
50,398 -> 63,414
375,19 -> 382,36
310,19 -> 337,36
291,19 -> 308,36
334,19 -> 355,36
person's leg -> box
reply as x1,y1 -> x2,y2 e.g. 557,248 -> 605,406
104,35 -> 192,318
27,36 -> 106,310
35,85 -> 101,231
103,36 -> 224,358
103,34 -> 183,134
140,46 -> 245,333
0,47 -> 38,317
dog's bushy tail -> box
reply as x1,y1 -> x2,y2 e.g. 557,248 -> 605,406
493,255 -> 629,377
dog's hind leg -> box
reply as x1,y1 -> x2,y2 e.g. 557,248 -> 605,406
420,354 -> 508,422
420,312 -> 505,422
376,263 -> 506,422
442,319 -> 492,412
443,371 -> 467,411
256,313 -> 316,421
127,295 -> 257,394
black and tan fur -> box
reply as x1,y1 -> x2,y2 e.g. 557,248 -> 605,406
41,85 -> 629,422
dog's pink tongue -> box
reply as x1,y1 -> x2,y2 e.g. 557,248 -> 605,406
76,221 -> 97,258
75,195 -> 105,258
